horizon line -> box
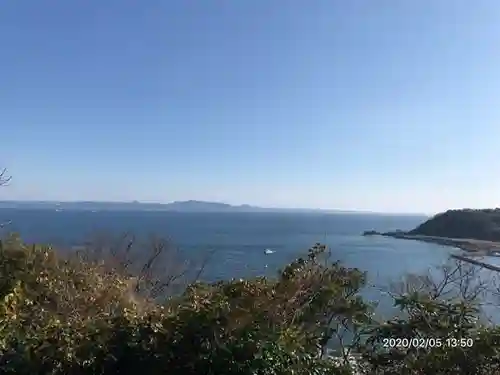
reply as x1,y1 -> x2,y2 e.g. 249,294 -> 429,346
0,199 -> 431,216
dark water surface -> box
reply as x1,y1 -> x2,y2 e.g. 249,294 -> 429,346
0,209 -> 462,318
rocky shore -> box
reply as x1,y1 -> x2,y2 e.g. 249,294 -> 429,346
362,230 -> 500,256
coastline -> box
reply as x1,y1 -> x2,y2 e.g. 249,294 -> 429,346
363,231 -> 500,257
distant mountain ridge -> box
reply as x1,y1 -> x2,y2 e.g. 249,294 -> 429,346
0,200 -> 371,214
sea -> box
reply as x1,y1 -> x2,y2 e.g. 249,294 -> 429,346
1,208 -> 498,321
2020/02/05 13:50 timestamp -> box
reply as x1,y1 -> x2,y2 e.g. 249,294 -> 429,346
383,337 -> 474,349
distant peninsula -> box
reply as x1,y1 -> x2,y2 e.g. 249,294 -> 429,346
0,200 -> 370,214
363,208 -> 500,255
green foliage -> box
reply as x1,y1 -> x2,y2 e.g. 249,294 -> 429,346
2,233 -> 500,374
410,208 -> 500,241
0,238 -> 368,374
358,288 -> 500,374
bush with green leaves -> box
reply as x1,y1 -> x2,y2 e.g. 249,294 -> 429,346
2,232 -> 500,375
0,236 -> 369,375
357,261 -> 500,374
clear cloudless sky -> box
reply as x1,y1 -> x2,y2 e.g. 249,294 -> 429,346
1,1 -> 499,214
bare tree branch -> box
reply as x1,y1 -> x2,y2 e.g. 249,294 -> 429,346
0,168 -> 11,186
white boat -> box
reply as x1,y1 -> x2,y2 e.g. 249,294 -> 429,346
264,248 -> 275,254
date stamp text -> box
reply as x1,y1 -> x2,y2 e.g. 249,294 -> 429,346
382,337 -> 474,349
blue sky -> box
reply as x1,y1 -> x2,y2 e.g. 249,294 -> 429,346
1,1 -> 499,213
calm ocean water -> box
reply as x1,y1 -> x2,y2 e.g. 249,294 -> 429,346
0,208 -> 465,318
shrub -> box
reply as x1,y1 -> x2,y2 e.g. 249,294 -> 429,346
357,260 -> 500,374
2,233 -> 500,374
0,237 -> 369,375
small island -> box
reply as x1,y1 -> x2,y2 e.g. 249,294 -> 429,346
363,208 -> 500,256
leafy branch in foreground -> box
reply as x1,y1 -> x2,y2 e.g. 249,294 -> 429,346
358,258 -> 500,374
1,233 -> 500,375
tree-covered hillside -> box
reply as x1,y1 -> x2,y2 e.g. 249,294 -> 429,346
409,208 -> 500,241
